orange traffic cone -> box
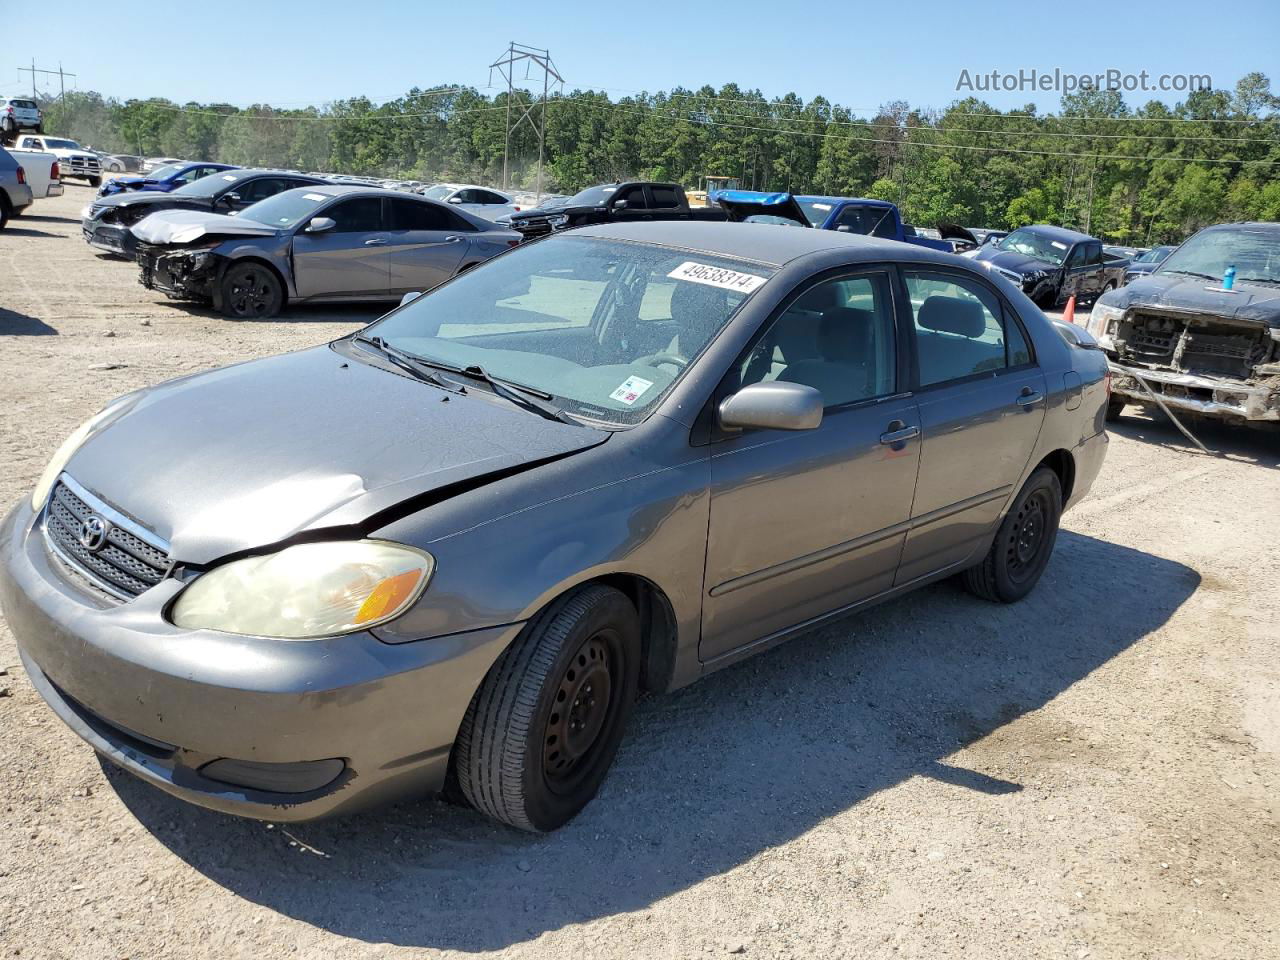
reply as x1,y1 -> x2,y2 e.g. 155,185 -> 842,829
1062,294 -> 1077,325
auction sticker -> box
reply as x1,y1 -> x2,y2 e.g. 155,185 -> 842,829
668,261 -> 767,293
610,375 -> 654,406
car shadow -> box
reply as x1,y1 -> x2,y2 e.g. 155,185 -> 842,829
109,530 -> 1198,951
19,213 -> 77,224
1110,404 -> 1280,468
2,225 -> 58,238
153,300 -> 388,325
0,307 -> 57,335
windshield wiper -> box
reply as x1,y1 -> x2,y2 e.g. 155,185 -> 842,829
352,335 -> 462,393
444,363 -> 578,425
1164,270 -> 1218,281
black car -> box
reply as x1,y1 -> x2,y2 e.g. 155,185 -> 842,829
971,224 -> 1129,308
81,169 -> 331,259
504,182 -> 725,241
1122,245 -> 1176,284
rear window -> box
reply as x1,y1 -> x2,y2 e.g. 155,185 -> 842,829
10,100 -> 37,109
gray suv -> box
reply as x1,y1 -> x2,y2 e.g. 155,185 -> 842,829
0,147 -> 34,229
0,96 -> 42,138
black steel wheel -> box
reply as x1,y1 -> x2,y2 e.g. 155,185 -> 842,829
219,262 -> 284,319
453,584 -> 640,832
962,467 -> 1062,603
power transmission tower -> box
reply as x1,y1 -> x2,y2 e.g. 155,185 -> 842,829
488,42 -> 562,203
17,61 -> 76,102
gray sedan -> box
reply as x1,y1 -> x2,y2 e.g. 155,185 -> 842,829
131,185 -> 521,318
0,221 -> 1109,831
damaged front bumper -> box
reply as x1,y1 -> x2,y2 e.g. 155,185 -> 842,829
1107,360 -> 1280,423
82,219 -> 137,258
137,244 -> 222,302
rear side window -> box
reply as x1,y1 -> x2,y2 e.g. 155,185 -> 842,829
475,190 -> 508,205
650,186 -> 681,209
236,177 -> 290,204
326,197 -> 384,232
905,271 -> 1031,386
389,198 -> 473,231
833,205 -> 898,239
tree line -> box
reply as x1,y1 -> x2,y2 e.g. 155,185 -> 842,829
37,72 -> 1280,244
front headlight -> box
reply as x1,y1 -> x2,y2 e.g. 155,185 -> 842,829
547,214 -> 569,228
170,540 -> 434,639
31,396 -> 137,511
1089,301 -> 1126,338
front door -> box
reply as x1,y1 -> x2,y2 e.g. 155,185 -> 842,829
383,198 -> 471,294
700,270 -> 921,663
292,196 -> 391,299
895,269 -> 1047,584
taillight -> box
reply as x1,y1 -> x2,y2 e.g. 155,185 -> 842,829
506,239 -> 520,247
50,161 -> 60,180
15,166 -> 25,185
513,206 -> 521,211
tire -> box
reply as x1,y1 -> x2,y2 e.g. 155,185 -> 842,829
1105,397 -> 1126,421
219,262 -> 284,319
34,124 -> 42,134
453,584 -> 641,832
962,467 -> 1063,604
0,195 -> 10,231
88,175 -> 102,188
1032,287 -> 1058,309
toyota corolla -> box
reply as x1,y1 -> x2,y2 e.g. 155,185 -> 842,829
0,221 -> 1109,831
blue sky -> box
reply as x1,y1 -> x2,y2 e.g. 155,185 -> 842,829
6,0 -> 1278,113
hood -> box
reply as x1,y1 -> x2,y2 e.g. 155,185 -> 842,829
971,247 -> 1059,276
938,223 -> 979,246
64,345 -> 608,564
95,189 -> 207,212
1102,272 -> 1280,327
131,209 -> 279,245
714,190 -> 810,227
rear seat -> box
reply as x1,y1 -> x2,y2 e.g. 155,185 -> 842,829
914,295 -> 1004,383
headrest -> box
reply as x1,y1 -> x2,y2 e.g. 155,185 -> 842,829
917,295 -> 986,338
818,307 -> 876,362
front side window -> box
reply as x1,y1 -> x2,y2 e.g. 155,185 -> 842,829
905,272 -> 1030,386
362,236 -> 774,424
326,197 -> 384,232
736,273 -> 897,408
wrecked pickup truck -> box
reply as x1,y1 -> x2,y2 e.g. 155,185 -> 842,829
1089,222 -> 1280,425
714,190 -> 956,254
133,185 -> 520,318
972,225 -> 1128,308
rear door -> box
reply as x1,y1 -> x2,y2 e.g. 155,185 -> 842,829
895,268 -> 1046,585
700,269 -> 921,662
291,196 -> 392,299
1062,241 -> 1103,301
383,198 -> 472,294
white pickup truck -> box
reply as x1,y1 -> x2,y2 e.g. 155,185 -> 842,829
6,148 -> 63,202
11,134 -> 101,186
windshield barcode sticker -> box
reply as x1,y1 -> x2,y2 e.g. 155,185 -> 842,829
668,261 -> 767,293
610,375 -> 653,406
303,193 -> 327,202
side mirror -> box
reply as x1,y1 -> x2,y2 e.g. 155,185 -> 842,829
305,216 -> 336,234
612,199 -> 628,210
399,291 -> 422,307
447,196 -> 463,204
718,382 -> 823,432
171,178 -> 188,187
220,192 -> 241,206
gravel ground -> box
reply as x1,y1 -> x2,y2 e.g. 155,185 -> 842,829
1,184 -> 1277,960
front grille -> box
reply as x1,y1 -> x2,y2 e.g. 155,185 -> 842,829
43,477 -> 171,600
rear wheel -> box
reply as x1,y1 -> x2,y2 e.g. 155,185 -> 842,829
963,467 -> 1062,603
0,195 -> 10,231
219,262 -> 284,319
453,584 -> 640,832
33,123 -> 42,134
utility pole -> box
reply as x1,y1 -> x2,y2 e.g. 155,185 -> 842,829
17,62 -> 77,103
488,42 -> 562,204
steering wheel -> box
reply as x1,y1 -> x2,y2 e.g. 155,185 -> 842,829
639,353 -> 689,370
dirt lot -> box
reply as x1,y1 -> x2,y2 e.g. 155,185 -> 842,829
1,184 -> 1277,960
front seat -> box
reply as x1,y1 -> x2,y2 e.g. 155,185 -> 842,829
777,307 -> 876,406
640,282 -> 732,372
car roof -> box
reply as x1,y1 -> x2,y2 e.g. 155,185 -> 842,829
573,219 -> 951,267
1201,221 -> 1280,234
1016,224 -> 1094,244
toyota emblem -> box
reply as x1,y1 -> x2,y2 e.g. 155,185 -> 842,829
78,515 -> 110,552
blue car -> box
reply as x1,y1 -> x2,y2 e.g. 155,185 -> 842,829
97,161 -> 238,198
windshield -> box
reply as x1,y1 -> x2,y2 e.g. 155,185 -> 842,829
1137,246 -> 1173,264
565,185 -> 618,207
798,200 -> 833,226
239,188 -> 329,228
421,185 -> 455,201
997,228 -> 1070,266
44,138 -> 81,150
361,235 -> 774,425
146,164 -> 182,181
173,171 -> 245,198
1158,227 -> 1280,284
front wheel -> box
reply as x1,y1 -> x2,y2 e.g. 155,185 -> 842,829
453,584 -> 640,832
87,175 -> 102,188
1105,397 -> 1126,421
219,262 -> 284,318
962,467 -> 1062,603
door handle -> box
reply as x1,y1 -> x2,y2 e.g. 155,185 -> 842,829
364,237 -> 387,246
879,421 -> 920,446
1016,388 -> 1044,408
443,235 -> 463,243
